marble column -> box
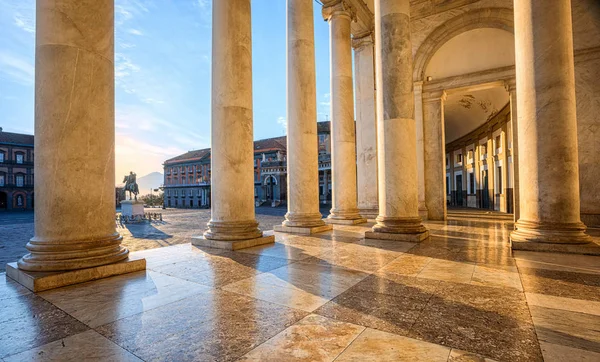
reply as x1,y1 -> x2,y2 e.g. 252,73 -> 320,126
323,1 -> 366,225
353,32 -> 379,220
510,0 -> 595,252
422,91 -> 447,221
414,81 -> 428,219
7,0 -> 145,291
365,0 -> 428,242
505,80 -> 520,221
275,0 -> 331,234
193,0 -> 274,249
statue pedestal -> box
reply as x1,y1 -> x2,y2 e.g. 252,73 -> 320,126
121,200 -> 145,217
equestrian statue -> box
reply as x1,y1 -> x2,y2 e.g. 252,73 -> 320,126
122,171 -> 139,201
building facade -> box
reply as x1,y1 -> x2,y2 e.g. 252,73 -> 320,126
0,128 -> 34,211
445,104 -> 514,213
163,122 -> 333,209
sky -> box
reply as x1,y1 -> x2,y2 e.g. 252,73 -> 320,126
0,0 -> 334,184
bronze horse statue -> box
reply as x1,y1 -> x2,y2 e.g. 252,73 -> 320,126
122,172 -> 139,201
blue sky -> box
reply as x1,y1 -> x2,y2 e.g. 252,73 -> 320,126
0,0 -> 333,183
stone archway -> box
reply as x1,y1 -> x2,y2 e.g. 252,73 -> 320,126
413,8 -> 514,82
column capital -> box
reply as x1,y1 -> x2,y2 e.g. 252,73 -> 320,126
504,78 -> 517,93
422,90 -> 447,103
322,0 -> 356,22
352,31 -> 373,50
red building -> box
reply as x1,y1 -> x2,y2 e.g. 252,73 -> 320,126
0,128 -> 34,211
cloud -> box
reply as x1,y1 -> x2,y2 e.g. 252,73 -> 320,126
276,116 -> 287,135
13,12 -> 35,34
0,51 -> 34,85
128,28 -> 144,36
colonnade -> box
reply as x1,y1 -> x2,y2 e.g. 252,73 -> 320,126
7,0 -> 597,292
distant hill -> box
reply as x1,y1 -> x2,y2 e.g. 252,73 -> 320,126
136,172 -> 163,194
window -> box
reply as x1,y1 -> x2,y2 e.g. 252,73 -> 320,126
16,175 -> 24,187
189,189 -> 193,197
456,154 -> 463,164
0,174 -> 4,187
497,166 -> 503,193
16,154 -> 24,164
469,172 -> 475,195
0,152 -> 4,163
175,190 -> 178,197
495,135 -> 501,149
446,176 -> 450,194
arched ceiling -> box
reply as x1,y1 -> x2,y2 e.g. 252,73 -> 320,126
444,87 -> 509,143
425,28 -> 515,80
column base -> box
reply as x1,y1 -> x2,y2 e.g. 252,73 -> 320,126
359,208 -> 379,220
192,235 -> 275,250
6,256 -> 146,292
365,230 -> 429,242
510,219 -> 600,255
325,217 -> 367,225
274,223 -> 333,235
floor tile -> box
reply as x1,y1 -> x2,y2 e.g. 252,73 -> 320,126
335,328 -> 451,361
97,290 -> 307,362
314,284 -> 428,336
526,292 -> 600,317
378,254 -> 433,277
150,252 -> 290,288
3,330 -> 141,362
131,243 -> 226,269
39,270 -> 211,327
0,293 -> 89,359
223,263 -> 368,312
539,341 -> 600,362
471,264 -> 522,290
412,281 -> 542,362
448,349 -> 498,361
514,251 -> 600,275
417,259 -> 475,284
235,241 -> 324,261
529,305 -> 600,353
518,267 -> 600,302
353,274 -> 440,302
0,274 -> 31,301
299,243 -> 401,273
239,314 -> 364,361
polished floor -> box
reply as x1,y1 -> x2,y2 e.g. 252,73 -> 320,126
1,215 -> 599,361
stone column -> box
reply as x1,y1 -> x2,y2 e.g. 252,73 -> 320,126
511,0 -> 595,252
193,0 -> 274,249
6,0 -> 145,292
275,0 -> 330,234
505,80 -> 520,221
422,91 -> 447,221
323,1 -> 366,225
365,0 -> 428,242
353,32 -> 379,220
414,82 -> 428,219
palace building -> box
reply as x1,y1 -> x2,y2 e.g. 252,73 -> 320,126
163,122 -> 333,209
0,128 -> 34,211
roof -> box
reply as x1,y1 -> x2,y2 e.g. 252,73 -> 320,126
253,136 -> 287,152
0,130 -> 34,146
164,148 -> 211,164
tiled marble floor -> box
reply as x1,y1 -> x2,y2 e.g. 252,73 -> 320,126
1,216 -> 599,361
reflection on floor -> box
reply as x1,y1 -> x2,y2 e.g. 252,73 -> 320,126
1,216 -> 599,361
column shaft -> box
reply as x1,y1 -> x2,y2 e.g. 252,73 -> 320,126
366,0 -> 428,241
423,92 -> 447,221
323,2 -> 365,224
511,0 -> 591,247
354,33 -> 378,219
18,0 -> 128,271
414,82 -> 428,219
506,81 -> 520,221
202,0 -> 268,245
279,0 -> 327,232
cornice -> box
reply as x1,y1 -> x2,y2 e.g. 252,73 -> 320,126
351,31 -> 373,50
322,0 -> 356,22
